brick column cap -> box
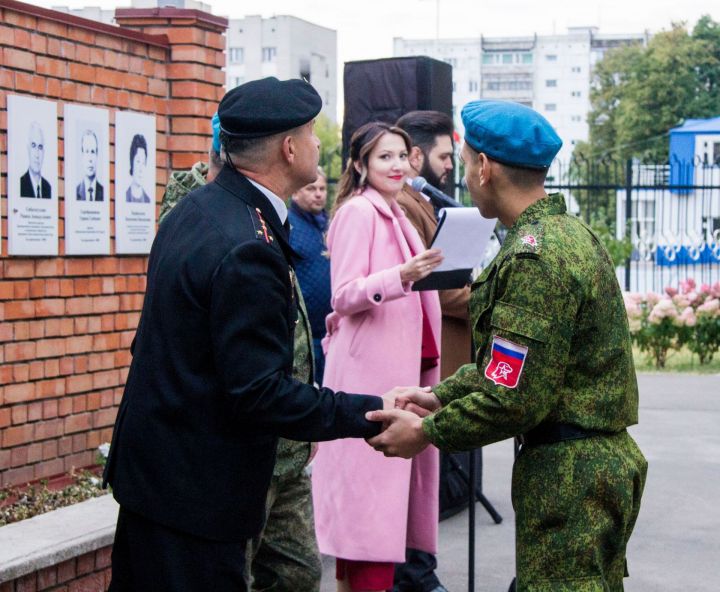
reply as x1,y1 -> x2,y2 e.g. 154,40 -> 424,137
0,0 -> 170,48
115,8 -> 228,33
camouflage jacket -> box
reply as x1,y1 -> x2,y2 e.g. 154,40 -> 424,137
158,162 -> 313,477
158,161 -> 209,224
423,193 -> 639,451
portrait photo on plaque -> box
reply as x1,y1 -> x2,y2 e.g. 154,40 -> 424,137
115,111 -> 156,254
7,95 -> 59,256
64,104 -> 111,255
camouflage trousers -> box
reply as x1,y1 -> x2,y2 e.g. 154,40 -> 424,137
245,468 -> 322,592
512,430 -> 647,592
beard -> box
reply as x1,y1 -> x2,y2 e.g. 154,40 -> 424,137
419,160 -> 449,193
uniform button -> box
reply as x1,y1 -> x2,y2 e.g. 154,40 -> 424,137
373,293 -> 382,302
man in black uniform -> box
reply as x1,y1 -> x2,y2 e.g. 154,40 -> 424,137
104,78 -> 413,591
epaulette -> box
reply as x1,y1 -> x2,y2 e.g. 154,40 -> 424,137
247,205 -> 275,244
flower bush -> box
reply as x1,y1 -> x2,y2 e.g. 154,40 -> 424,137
624,279 -> 720,368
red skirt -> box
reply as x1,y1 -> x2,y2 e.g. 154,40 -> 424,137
336,558 -> 395,591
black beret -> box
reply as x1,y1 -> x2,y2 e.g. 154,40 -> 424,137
218,77 -> 322,140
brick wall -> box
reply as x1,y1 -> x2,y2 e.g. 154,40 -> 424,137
0,545 -> 112,592
0,0 -> 228,489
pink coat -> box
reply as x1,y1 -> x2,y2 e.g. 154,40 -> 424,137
311,188 -> 441,562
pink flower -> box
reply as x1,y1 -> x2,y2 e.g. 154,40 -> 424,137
697,298 -> 720,317
672,294 -> 691,308
700,283 -> 712,295
649,298 -> 678,324
665,286 -> 679,297
678,306 -> 696,327
646,292 -> 663,307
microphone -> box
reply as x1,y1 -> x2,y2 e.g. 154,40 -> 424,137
409,176 -> 462,209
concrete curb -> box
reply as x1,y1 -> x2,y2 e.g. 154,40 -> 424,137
0,494 -> 118,583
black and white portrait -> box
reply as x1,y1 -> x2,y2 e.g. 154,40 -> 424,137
64,104 -> 110,255
115,111 -> 156,254
76,129 -> 104,202
7,95 -> 59,256
19,121 -> 52,199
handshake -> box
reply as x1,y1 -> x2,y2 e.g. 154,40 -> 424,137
364,386 -> 443,459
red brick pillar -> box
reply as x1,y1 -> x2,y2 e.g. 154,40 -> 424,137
115,8 -> 228,171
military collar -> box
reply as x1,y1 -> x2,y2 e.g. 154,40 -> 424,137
247,178 -> 288,224
512,193 -> 566,228
214,165 -> 297,263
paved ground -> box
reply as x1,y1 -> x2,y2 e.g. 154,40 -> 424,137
320,372 -> 720,591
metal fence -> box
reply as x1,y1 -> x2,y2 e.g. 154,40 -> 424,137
452,158 -> 720,293
325,156 -> 720,293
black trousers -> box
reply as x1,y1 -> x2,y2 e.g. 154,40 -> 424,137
109,506 -> 248,592
393,548 -> 440,592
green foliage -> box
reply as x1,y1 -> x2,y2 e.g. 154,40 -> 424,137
589,218 -> 633,267
0,470 -> 107,526
633,315 -> 680,368
580,16 -> 720,162
686,312 -> 720,365
315,114 -> 342,180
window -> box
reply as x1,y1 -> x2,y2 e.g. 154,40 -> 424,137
231,76 -> 244,88
545,54 -> 558,61
571,66 -> 581,73
571,115 -> 582,122
545,103 -> 557,111
444,58 -> 457,68
261,47 -> 277,62
482,54 -> 494,64
571,91 -> 581,97
468,80 -> 479,92
502,53 -> 513,64
452,81 -> 456,92
714,142 -> 720,164
228,47 -> 244,64
521,53 -> 533,64
546,79 -> 557,87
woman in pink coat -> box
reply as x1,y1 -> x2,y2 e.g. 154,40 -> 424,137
312,122 -> 443,592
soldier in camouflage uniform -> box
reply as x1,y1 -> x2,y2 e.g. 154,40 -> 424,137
367,100 -> 647,591
159,114 -> 322,592
246,288 -> 322,592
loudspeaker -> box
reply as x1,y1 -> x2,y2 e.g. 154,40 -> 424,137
342,56 -> 453,163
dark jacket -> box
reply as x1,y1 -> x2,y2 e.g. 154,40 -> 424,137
104,165 -> 383,542
20,171 -> 51,198
287,201 -> 332,338
76,179 -> 105,201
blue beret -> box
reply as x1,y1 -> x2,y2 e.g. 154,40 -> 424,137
461,100 -> 562,169
211,112 -> 221,154
218,77 -> 322,140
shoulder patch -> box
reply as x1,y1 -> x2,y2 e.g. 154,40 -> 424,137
484,335 -> 528,389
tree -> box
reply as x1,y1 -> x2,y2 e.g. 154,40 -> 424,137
581,16 -> 720,162
315,113 -> 342,181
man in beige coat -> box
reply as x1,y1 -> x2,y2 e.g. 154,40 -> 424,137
393,111 -> 471,592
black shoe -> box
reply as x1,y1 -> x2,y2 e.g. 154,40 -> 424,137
508,577 -> 517,592
428,586 -> 449,592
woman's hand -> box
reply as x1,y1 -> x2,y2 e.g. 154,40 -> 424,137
400,248 -> 444,283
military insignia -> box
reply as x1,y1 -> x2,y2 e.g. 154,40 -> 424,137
254,207 -> 274,243
484,335 -> 528,389
521,235 -> 537,248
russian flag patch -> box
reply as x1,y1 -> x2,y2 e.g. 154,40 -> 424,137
484,336 -> 528,389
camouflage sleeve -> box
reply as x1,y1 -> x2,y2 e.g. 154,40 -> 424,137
433,362 -> 482,406
423,254 -> 580,452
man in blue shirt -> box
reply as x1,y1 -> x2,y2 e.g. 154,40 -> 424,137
288,167 -> 332,385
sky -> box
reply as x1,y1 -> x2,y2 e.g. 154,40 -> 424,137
42,0 -> 719,67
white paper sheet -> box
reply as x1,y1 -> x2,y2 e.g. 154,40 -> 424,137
431,208 -> 497,271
